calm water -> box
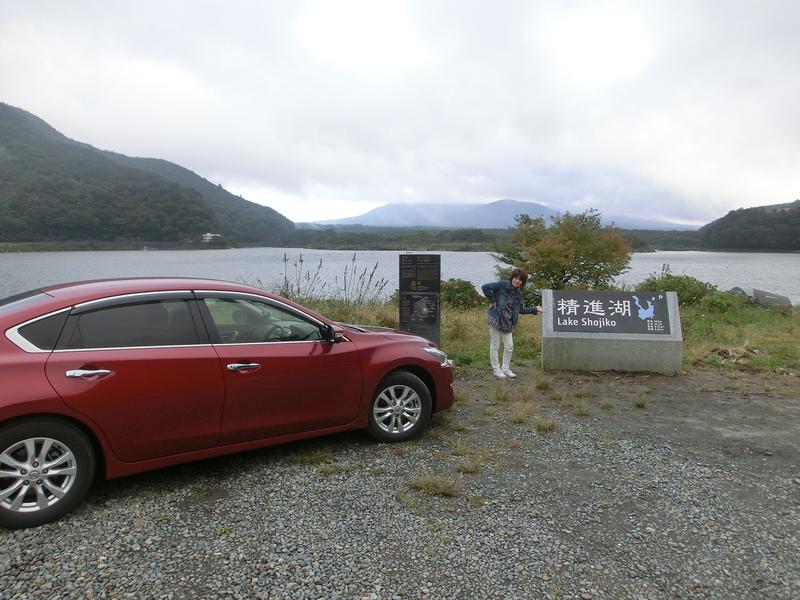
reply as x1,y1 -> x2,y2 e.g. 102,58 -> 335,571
0,248 -> 797,304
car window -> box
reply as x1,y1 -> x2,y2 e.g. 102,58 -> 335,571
16,310 -> 70,351
203,297 -> 322,343
64,299 -> 200,349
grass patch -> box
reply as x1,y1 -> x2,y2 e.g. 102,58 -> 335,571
455,459 -> 481,474
318,464 -> 348,476
408,475 -> 462,497
493,385 -> 510,403
634,395 -> 648,409
573,403 -> 590,417
575,387 -> 592,399
469,495 -> 486,508
510,402 -> 539,424
600,400 -> 614,410
288,448 -> 332,464
535,377 -> 551,391
397,492 -> 422,510
534,417 -> 559,433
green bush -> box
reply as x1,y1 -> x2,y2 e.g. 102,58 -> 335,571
636,264 -> 717,306
441,278 -> 484,310
696,290 -> 756,313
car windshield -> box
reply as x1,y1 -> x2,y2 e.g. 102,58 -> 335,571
0,289 -> 52,318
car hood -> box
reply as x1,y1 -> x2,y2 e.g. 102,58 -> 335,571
337,323 -> 433,345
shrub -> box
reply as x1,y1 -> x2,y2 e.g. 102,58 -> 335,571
441,278 -> 484,310
636,264 -> 717,306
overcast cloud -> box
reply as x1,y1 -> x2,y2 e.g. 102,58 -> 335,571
1,0 -> 798,224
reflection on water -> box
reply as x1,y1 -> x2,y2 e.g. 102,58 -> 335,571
0,248 -> 797,304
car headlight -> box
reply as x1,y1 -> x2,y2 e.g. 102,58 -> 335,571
423,347 -> 449,366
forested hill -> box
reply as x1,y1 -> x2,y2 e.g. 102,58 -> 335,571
102,153 -> 293,244
699,200 -> 800,251
0,103 -> 293,243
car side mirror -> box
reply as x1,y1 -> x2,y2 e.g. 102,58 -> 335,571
326,324 -> 346,343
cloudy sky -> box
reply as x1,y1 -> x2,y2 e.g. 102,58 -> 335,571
1,0 -> 798,224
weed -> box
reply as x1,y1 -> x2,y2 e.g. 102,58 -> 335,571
549,391 -> 564,403
493,385 -> 510,403
634,395 -> 648,409
510,402 -> 538,424
535,378 -> 551,391
318,464 -> 348,476
397,492 -> 421,510
599,400 -> 613,410
469,495 -> 486,508
573,403 -> 590,417
575,387 -> 592,399
534,417 -> 559,433
215,526 -> 232,537
289,448 -> 333,464
407,475 -> 461,497
154,514 -> 170,524
455,460 -> 481,474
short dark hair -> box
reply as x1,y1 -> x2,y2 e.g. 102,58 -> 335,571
509,267 -> 528,285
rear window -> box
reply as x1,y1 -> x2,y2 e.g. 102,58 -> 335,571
64,299 -> 200,349
17,311 -> 70,351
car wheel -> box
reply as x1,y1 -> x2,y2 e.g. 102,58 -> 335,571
0,419 -> 95,529
368,371 -> 432,442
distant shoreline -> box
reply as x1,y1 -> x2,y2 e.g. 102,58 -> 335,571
2,241 -> 798,254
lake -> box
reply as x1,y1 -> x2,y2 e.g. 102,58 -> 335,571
0,248 -> 798,304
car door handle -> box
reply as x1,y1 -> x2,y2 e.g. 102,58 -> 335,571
66,369 -> 112,378
226,362 -> 261,371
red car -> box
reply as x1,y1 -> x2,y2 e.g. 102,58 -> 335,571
0,278 -> 454,528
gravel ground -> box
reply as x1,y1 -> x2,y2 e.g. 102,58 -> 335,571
1,366 -> 799,599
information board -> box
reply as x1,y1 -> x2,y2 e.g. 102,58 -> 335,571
399,254 -> 441,344
552,290 -> 671,335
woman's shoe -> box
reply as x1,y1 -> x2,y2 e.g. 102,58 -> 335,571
502,369 -> 517,378
492,368 -> 507,378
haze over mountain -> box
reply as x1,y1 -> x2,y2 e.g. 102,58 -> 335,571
313,199 -> 698,230
0,103 -> 293,243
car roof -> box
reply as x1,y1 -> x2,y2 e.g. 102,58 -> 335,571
41,277 -> 263,302
1,277 -> 332,328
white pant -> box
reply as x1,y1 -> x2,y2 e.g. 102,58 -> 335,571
489,326 -> 514,370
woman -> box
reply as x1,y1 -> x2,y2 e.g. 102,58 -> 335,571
481,267 -> 545,379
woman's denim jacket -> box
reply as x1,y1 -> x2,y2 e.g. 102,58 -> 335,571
481,280 -> 538,327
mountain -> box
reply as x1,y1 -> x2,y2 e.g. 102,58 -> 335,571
0,102 -> 293,243
316,199 -> 558,228
102,153 -> 293,244
699,199 -> 800,250
313,198 -> 697,230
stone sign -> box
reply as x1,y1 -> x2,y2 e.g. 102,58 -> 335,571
552,290 -> 671,334
542,290 -> 682,374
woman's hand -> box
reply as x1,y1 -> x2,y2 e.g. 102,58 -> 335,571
490,302 -> 496,309
536,306 -> 545,313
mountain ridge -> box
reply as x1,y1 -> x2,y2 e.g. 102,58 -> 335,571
0,102 -> 293,243
313,198 -> 699,230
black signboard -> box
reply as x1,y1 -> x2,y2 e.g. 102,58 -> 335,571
552,290 -> 671,334
399,254 -> 441,344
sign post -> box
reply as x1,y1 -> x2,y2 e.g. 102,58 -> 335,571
542,290 -> 682,374
399,254 -> 441,345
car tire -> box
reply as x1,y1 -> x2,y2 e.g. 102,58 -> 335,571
367,371 -> 432,442
0,419 -> 96,529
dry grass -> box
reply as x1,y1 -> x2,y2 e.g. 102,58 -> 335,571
289,448 -> 332,464
510,402 -> 539,424
408,475 -> 462,497
534,417 -> 559,433
573,403 -> 590,417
